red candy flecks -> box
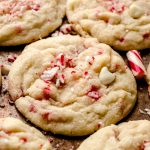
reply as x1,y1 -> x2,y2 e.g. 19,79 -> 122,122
41,112 -> 50,120
86,56 -> 95,65
7,55 -> 17,63
57,53 -> 65,66
16,26 -> 23,33
60,24 -> 73,34
108,2 -> 125,14
20,137 -> 28,143
143,33 -> 149,39
86,85 -> 101,100
43,87 -> 51,99
29,104 -> 37,113
140,141 -> 150,150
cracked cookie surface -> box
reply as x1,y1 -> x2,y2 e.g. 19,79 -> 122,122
0,117 -> 52,150
78,120 -> 150,150
8,35 -> 137,136
67,0 -> 150,51
0,0 -> 65,46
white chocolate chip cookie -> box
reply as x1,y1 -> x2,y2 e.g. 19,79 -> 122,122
78,120 -> 150,150
0,117 -> 52,150
67,0 -> 150,51
0,0 -> 65,46
8,35 -> 137,136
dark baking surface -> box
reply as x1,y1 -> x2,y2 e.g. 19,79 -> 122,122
0,45 -> 150,150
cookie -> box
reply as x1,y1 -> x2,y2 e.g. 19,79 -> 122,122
0,0 -> 65,46
8,35 -> 137,136
67,0 -> 150,51
0,117 -> 52,150
146,62 -> 150,95
78,120 -> 150,150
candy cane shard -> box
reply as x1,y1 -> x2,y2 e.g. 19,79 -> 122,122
126,50 -> 146,79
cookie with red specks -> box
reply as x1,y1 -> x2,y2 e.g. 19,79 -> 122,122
0,117 -> 52,150
8,35 -> 137,136
0,0 -> 65,46
78,120 -> 150,150
67,0 -> 150,51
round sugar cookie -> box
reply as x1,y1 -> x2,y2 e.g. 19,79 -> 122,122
77,120 -> 150,150
8,35 -> 137,136
0,0 -> 65,46
0,117 -> 52,150
66,0 -> 150,51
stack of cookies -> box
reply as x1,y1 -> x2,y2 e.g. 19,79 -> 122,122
0,0 -> 150,150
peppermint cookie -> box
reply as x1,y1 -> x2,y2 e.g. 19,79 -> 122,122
0,0 -> 65,46
67,0 -> 150,51
0,117 -> 52,150
78,120 -> 150,150
9,35 -> 137,136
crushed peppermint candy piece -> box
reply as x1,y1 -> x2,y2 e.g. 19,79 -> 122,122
83,71 -> 91,79
7,55 -> 17,63
85,56 -> 95,65
41,67 -> 59,81
59,74 -> 65,84
97,121 -> 103,128
87,91 -> 100,100
108,2 -> 125,14
56,74 -> 65,87
56,79 -> 61,87
57,53 -> 65,67
139,108 -> 150,116
29,104 -> 37,113
60,24 -> 73,34
127,50 -> 146,79
43,87 -> 51,99
41,112 -> 50,120
20,137 -> 28,143
86,85 -> 101,100
140,141 -> 150,150
66,58 -> 75,68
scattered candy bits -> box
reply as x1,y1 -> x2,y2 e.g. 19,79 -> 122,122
126,50 -> 146,79
86,85 -> 101,100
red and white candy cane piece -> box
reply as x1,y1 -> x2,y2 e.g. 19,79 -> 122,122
60,24 -> 72,34
41,67 -> 59,81
126,50 -> 146,79
57,53 -> 65,67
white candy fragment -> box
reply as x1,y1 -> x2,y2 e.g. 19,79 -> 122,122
99,67 -> 115,85
60,24 -> 72,34
41,67 -> 59,81
144,142 -> 150,150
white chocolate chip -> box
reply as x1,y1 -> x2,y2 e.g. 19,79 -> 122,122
1,64 -> 11,75
99,67 -> 115,85
129,4 -> 144,19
